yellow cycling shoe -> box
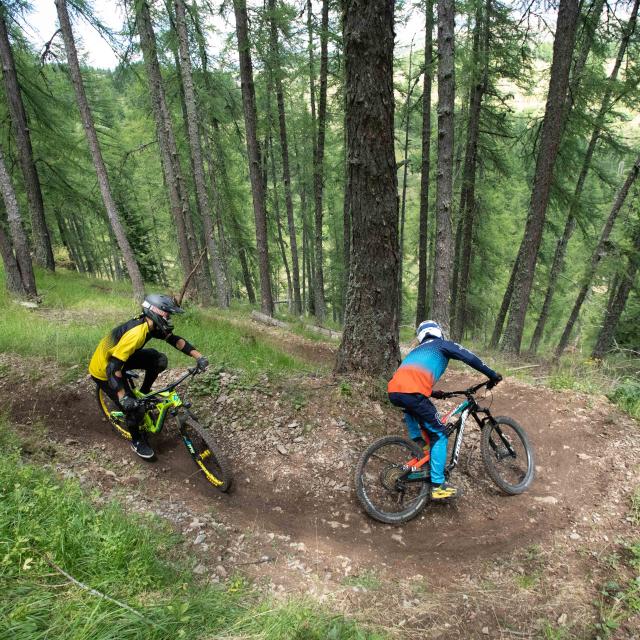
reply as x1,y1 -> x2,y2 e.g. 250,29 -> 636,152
431,482 -> 462,500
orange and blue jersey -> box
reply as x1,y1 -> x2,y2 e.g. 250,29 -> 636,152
388,337 -> 497,397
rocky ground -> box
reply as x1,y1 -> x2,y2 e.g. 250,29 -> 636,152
1,322 -> 638,639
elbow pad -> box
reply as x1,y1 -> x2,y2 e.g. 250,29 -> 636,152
106,358 -> 125,392
167,333 -> 194,355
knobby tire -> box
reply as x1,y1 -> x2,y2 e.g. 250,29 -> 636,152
481,416 -> 534,494
354,435 -> 430,525
180,413 -> 233,493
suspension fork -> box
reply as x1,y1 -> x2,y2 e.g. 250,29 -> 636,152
477,409 -> 517,458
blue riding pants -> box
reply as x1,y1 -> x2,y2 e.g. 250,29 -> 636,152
388,392 -> 448,484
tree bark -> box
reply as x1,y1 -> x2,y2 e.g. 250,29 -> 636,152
55,0 -> 145,301
398,42 -> 415,323
312,0 -> 329,322
134,0 -> 194,287
555,153 -> 640,358
416,0 -> 434,327
431,0 -> 456,334
174,0 -> 228,307
0,144 -> 37,296
267,134 -> 292,308
335,0 -> 399,378
501,0 -> 580,353
0,8 -> 55,271
0,216 -> 24,294
451,0 -> 490,341
529,0 -> 638,353
591,216 -> 640,359
233,0 -> 274,315
268,0 -> 302,315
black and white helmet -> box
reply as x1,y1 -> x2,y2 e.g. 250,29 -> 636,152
142,294 -> 184,337
416,320 -> 445,343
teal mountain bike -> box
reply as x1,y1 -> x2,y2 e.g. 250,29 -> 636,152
355,380 -> 534,524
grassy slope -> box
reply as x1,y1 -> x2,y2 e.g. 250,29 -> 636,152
0,271 -> 377,639
0,269 -> 319,380
0,419 -> 383,640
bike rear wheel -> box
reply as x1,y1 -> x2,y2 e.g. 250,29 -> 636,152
95,387 -> 131,441
481,416 -> 534,494
180,413 -> 233,492
354,435 -> 430,524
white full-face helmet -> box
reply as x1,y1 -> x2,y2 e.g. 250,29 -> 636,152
416,320 -> 445,343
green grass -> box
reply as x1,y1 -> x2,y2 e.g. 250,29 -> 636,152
0,416 -> 384,640
0,269 -> 320,380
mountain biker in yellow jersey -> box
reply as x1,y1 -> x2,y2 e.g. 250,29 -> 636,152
388,320 -> 502,501
89,294 -> 208,459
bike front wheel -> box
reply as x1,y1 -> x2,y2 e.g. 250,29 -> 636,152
481,416 -> 534,494
354,435 -> 430,525
179,413 -> 233,493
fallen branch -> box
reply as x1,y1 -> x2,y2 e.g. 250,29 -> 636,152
506,364 -> 541,372
250,311 -> 342,339
43,554 -> 151,623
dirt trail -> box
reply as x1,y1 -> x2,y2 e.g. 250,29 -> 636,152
2,342 -> 638,638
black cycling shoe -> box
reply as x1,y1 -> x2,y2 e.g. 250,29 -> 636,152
131,437 -> 154,459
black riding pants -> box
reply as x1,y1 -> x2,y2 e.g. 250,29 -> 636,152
93,348 -> 168,437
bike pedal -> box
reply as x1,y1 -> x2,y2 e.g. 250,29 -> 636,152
406,471 -> 428,480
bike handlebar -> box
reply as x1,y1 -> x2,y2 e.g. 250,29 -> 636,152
432,379 -> 494,399
140,366 -> 200,401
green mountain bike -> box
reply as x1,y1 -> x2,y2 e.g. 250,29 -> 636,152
96,367 -> 232,492
355,380 -> 534,524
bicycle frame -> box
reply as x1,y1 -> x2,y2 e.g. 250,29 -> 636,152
403,392 -> 495,480
108,369 -> 195,435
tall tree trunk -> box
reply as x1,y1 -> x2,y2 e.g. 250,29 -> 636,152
166,2 -> 214,303
0,9 -> 55,271
431,0 -> 456,333
55,0 -> 145,301
0,216 -> 24,294
0,144 -> 37,296
342,113 -> 351,310
174,0 -> 228,307
233,0 -> 274,315
492,0 -> 604,348
501,0 -> 580,353
134,0 -> 195,288
398,42 -> 414,323
268,0 -> 302,315
591,216 -> 640,359
307,0 -> 318,162
489,248 -> 521,348
267,134 -> 292,309
555,153 -> 640,358
313,0 -> 329,322
335,0 -> 399,377
529,0 -> 638,353
416,0 -> 434,326
451,0 -> 490,341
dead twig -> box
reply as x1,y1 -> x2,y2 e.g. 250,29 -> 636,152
42,553 -> 153,624
174,247 -> 207,306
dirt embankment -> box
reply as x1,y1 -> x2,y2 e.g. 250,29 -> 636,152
1,339 -> 638,639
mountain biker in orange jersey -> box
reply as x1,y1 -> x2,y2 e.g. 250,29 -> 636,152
89,294 -> 208,459
388,320 -> 502,500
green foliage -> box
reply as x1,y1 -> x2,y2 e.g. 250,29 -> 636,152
0,421 -> 384,640
0,268 -> 318,379
607,378 -> 640,420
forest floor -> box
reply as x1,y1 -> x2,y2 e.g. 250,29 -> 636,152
2,316 -> 639,639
